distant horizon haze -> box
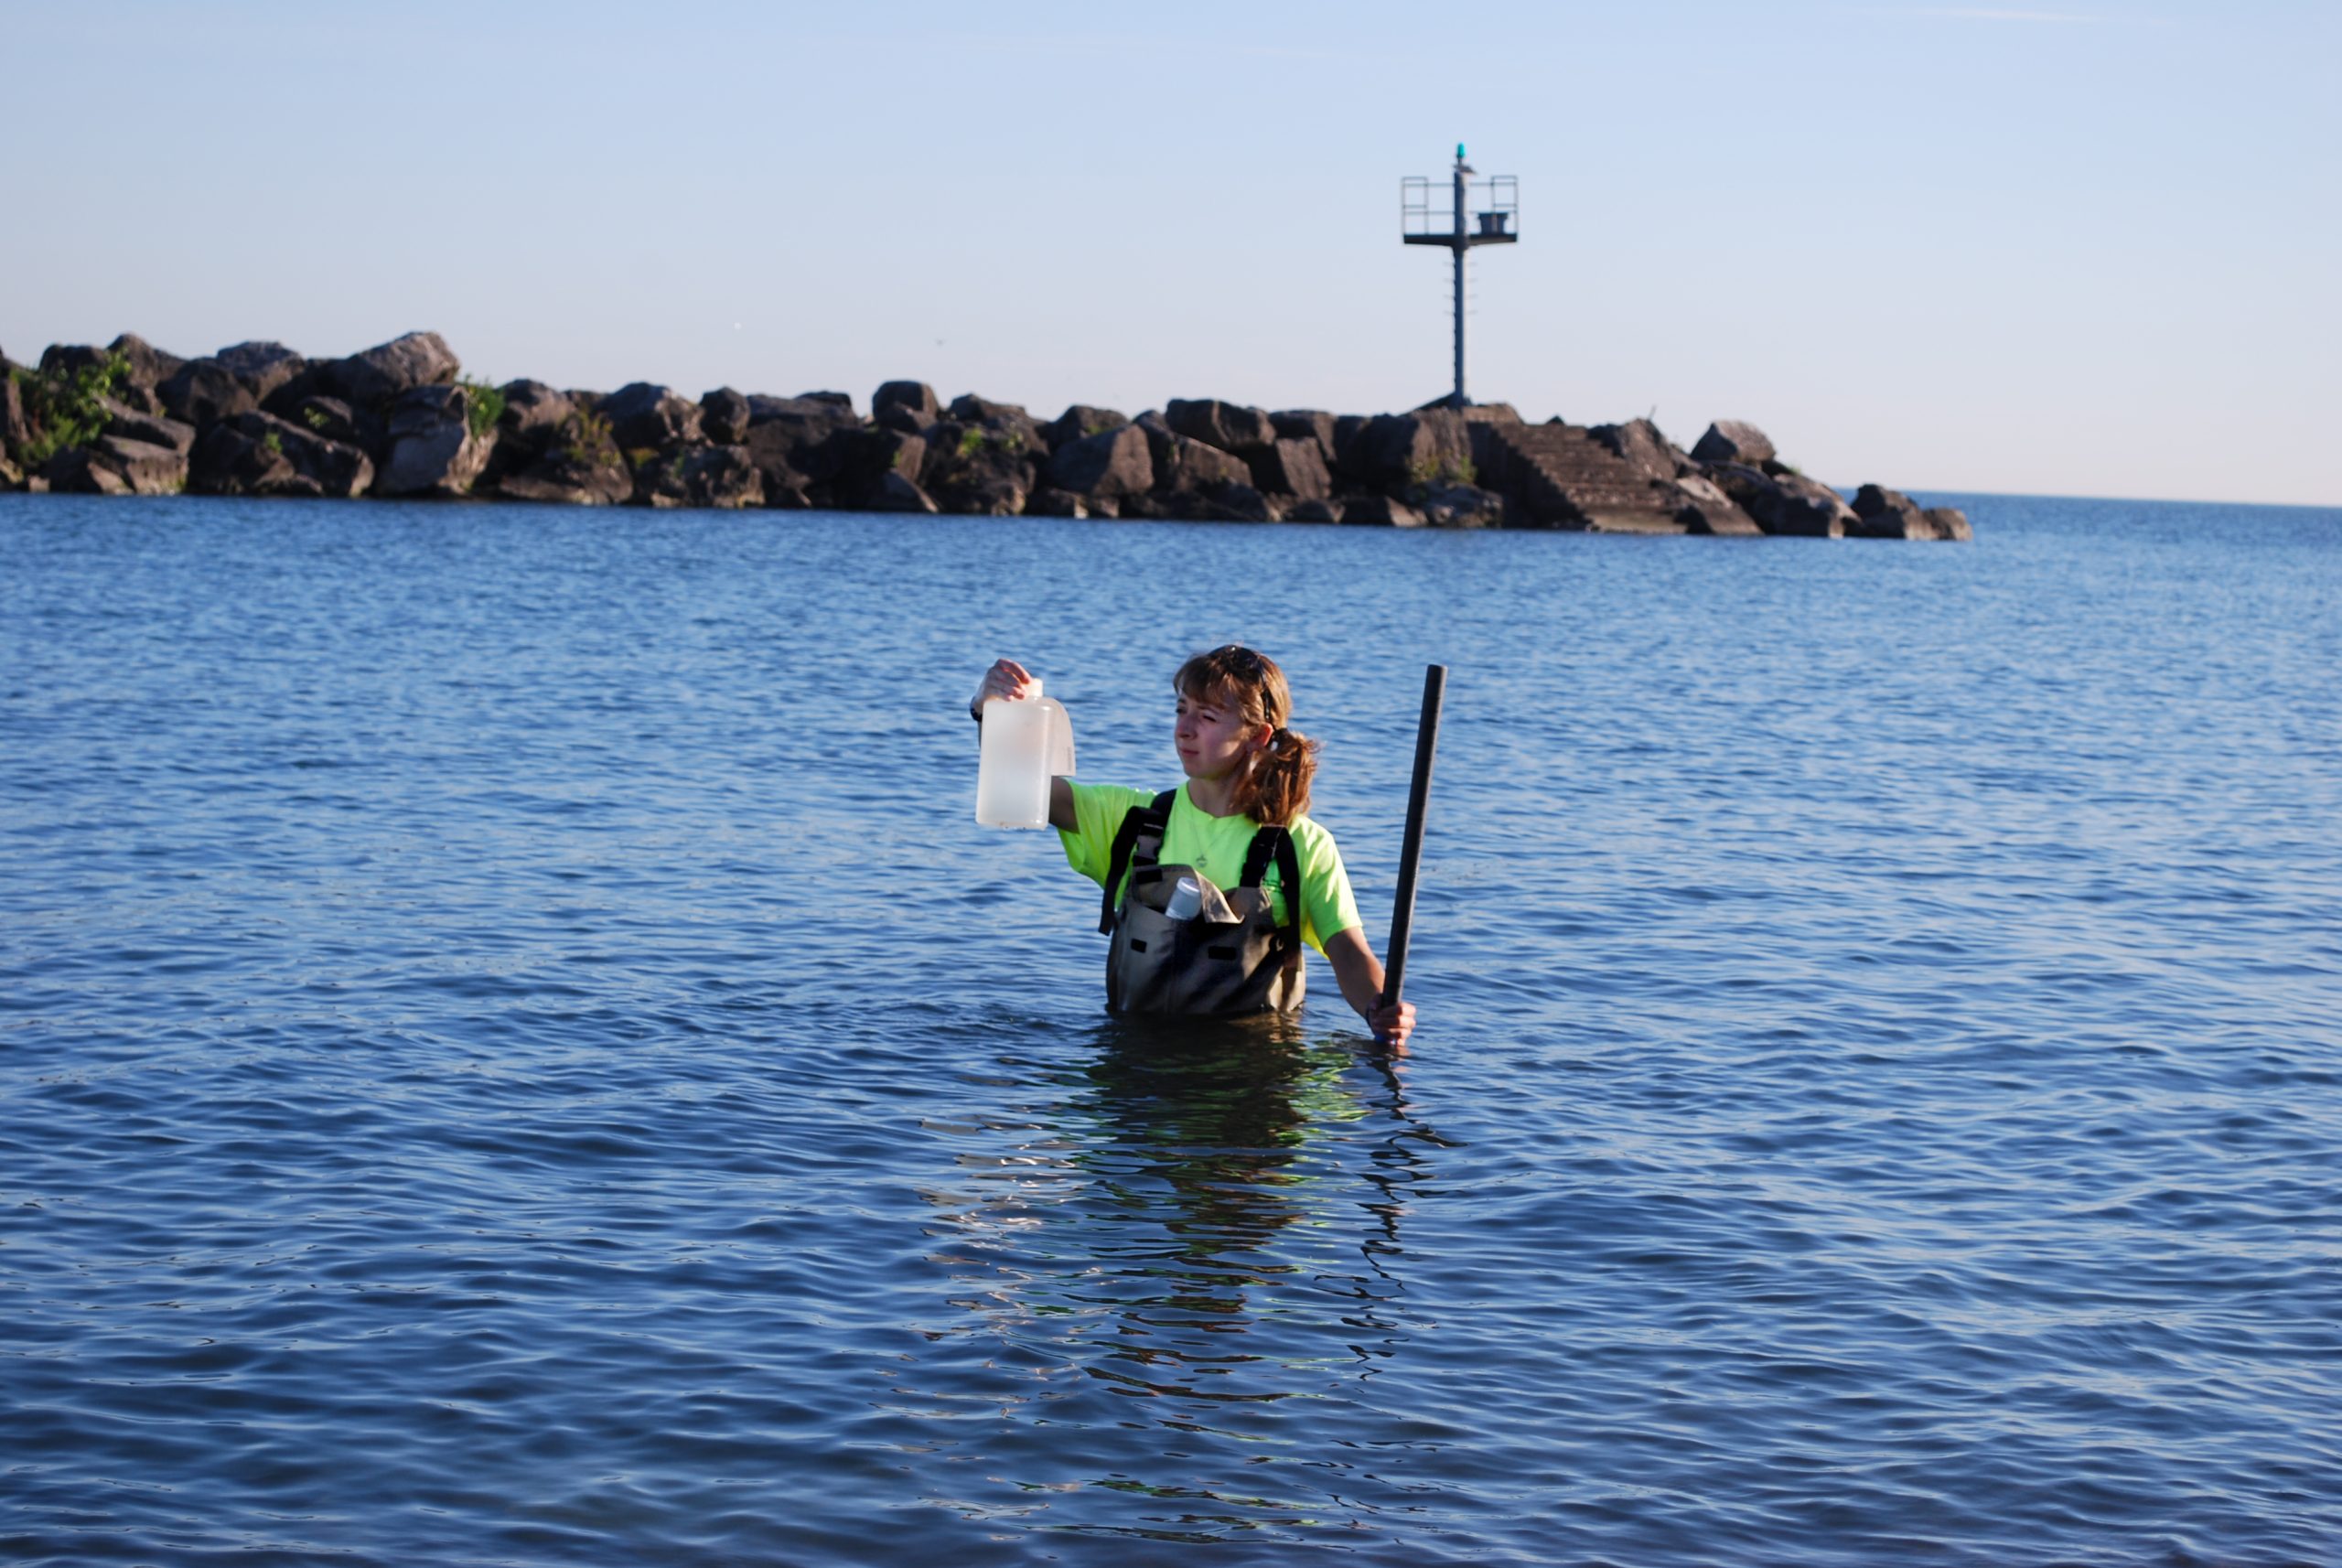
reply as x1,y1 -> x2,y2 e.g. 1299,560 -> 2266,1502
4,0 -> 2333,508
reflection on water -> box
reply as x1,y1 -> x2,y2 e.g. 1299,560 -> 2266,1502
904,1022 -> 1440,1537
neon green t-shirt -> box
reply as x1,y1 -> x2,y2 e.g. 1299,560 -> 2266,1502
1059,779 -> 1363,956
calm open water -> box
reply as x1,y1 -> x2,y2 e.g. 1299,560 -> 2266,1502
3,492 -> 2338,1566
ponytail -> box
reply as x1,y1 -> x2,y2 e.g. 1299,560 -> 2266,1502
1173,644 -> 1316,826
1237,723 -> 1318,827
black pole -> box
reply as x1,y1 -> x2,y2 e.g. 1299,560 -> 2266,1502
1380,664 -> 1447,1010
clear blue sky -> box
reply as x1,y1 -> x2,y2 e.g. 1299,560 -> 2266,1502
5,1 -> 2334,504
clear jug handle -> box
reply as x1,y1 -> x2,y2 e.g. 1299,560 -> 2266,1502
1040,697 -> 1075,777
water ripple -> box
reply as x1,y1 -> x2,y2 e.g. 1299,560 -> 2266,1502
2,494 -> 2339,1563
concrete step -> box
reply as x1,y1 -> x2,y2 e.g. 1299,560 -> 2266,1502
1479,423 -> 1687,532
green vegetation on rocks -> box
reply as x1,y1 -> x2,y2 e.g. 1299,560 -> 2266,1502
17,351 -> 129,465
458,376 -> 506,442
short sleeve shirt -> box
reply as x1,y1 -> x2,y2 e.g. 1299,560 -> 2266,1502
1059,779 -> 1362,956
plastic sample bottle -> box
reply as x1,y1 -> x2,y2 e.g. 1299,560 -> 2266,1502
1165,875 -> 1203,921
975,682 -> 1075,829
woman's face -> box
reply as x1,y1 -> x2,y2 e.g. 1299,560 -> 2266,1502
1174,685 -> 1265,781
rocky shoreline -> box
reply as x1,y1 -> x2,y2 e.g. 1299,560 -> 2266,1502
2,330 -> 1969,541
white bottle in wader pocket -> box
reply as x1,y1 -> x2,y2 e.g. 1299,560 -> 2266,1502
975,682 -> 1075,828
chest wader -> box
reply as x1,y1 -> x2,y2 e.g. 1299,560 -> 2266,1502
1100,790 -> 1306,1016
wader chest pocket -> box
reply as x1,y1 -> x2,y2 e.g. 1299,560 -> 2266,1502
1100,791 -> 1305,1018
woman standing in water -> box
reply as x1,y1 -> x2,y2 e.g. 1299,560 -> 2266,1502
972,644 -> 1415,1048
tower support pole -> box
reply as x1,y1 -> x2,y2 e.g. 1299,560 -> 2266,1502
1451,156 -> 1468,406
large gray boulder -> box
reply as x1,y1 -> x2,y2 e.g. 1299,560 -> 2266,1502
1670,474 -> 1763,536
920,421 -> 1039,515
107,333 -> 185,395
1044,424 -> 1154,501
285,396 -> 380,455
1042,404 -> 1128,450
824,427 -> 929,507
274,331 -> 458,415
1589,418 -> 1687,485
602,382 -> 703,454
1338,409 -> 1473,494
190,412 -> 374,499
492,406 -> 631,506
1270,410 -> 1338,465
635,445 -> 765,509
213,341 -> 307,402
874,381 -> 940,428
1922,506 -> 1973,542
742,396 -> 865,500
497,380 -> 575,449
1691,420 -> 1777,467
1709,463 -> 1853,538
867,470 -> 940,513
699,386 -> 751,446
475,381 -> 571,491
1419,482 -> 1505,528
1201,483 -> 1281,522
1165,398 -> 1276,454
1244,438 -> 1331,501
158,360 -> 259,429
374,385 -> 496,498
96,435 -> 188,495
189,424 -> 294,496
101,398 -> 197,455
1850,483 -> 1971,542
1138,418 -> 1251,494
38,345 -> 110,379
341,331 -> 459,405
944,393 -> 1050,456
42,446 -> 135,495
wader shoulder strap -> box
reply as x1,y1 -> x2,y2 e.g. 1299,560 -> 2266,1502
1238,825 -> 1306,947
1100,789 -> 1178,934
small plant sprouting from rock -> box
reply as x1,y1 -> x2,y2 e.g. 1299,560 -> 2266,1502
952,425 -> 1026,461
302,406 -> 331,433
559,407 -> 618,467
1406,455 -> 1477,488
19,351 -> 129,465
458,376 -> 505,442
261,430 -> 285,456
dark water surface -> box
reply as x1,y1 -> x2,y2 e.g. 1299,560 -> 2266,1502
4,493 -> 2338,1565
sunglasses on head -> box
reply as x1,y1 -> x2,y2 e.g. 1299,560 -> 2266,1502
1213,644 -> 1263,675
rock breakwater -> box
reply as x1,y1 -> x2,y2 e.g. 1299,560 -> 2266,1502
1,330 -> 1969,541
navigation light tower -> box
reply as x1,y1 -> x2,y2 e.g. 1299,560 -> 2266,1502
1402,144 -> 1519,409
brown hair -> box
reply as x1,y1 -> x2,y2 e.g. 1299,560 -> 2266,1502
1174,644 -> 1319,826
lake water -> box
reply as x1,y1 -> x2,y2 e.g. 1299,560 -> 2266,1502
3,492 -> 2338,1566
